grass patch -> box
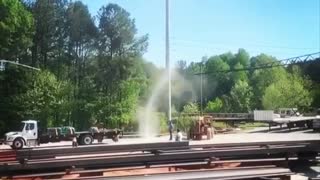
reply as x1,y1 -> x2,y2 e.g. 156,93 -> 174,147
237,122 -> 268,130
213,122 -> 228,129
212,121 -> 268,130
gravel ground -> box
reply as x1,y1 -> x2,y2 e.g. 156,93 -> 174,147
114,127 -> 320,146
1,127 -> 319,148
191,127 -> 320,145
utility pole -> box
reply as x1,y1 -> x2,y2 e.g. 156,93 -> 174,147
166,0 -> 171,122
200,63 -> 203,116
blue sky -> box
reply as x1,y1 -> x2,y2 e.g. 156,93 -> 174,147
80,0 -> 320,67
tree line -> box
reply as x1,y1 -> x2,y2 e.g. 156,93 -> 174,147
0,0 -> 319,135
175,51 -> 319,115
0,0 -> 150,134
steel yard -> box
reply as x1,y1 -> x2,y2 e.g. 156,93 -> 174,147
0,128 -> 319,180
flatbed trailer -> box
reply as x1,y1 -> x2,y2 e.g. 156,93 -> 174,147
4,120 -> 122,149
254,110 -> 320,130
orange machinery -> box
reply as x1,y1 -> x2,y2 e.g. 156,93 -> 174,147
189,116 -> 214,140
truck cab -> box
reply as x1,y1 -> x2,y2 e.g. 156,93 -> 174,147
4,120 -> 38,149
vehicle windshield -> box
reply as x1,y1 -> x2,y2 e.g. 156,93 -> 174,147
12,122 -> 25,132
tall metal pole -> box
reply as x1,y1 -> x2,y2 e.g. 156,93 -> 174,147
166,0 -> 171,122
200,63 -> 203,116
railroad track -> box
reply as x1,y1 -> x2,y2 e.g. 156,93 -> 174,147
0,140 -> 319,179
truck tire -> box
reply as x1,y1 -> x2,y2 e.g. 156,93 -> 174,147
81,135 -> 93,145
306,121 -> 313,129
287,122 -> 294,129
112,135 -> 119,142
12,138 -> 24,149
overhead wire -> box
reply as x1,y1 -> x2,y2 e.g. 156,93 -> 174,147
170,38 -> 319,50
193,52 -> 320,75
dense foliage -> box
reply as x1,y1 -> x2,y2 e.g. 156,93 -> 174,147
0,0 -> 319,135
176,51 -> 317,115
0,0 -> 149,134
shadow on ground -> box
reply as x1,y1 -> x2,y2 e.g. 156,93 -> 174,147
302,130 -> 320,134
290,160 -> 320,178
249,127 -> 313,134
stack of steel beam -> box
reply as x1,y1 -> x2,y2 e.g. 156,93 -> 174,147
0,140 -> 319,179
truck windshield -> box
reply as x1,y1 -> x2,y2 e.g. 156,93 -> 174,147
13,123 -> 25,132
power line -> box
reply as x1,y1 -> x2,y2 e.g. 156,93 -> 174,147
194,52 -> 320,75
170,38 -> 319,50
170,43 -> 317,59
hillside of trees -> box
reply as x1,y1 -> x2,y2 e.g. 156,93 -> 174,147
0,0 -> 319,135
175,53 -> 319,114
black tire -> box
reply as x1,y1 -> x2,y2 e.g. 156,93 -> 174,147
97,135 -> 103,143
81,135 -> 93,145
287,123 -> 294,129
112,135 -> 119,142
12,138 -> 24,149
306,121 -> 313,129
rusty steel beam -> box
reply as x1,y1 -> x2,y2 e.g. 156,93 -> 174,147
2,144 -> 318,173
1,140 -> 319,176
11,165 -> 290,180
83,167 -> 293,180
16,141 -> 189,160
18,139 -> 320,160
190,140 -> 320,149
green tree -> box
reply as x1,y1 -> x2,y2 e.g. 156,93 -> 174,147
177,102 -> 199,133
29,0 -> 68,68
0,0 -> 34,60
205,98 -> 223,113
225,80 -> 253,112
219,52 -> 235,66
0,66 -> 71,134
0,66 -> 33,135
250,54 -> 287,108
231,62 -> 248,83
262,66 -> 312,110
184,62 -> 203,107
205,56 -> 231,99
66,1 -> 98,129
15,70 -> 68,127
233,48 -> 250,67
92,3 -> 149,128
296,58 -> 320,107
97,3 -> 148,58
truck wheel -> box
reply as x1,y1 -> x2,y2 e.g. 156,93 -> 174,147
97,135 -> 103,143
306,121 -> 313,129
112,135 -> 119,142
81,135 -> 93,145
12,138 -> 24,149
287,123 -> 294,129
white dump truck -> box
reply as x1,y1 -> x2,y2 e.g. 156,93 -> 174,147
4,120 -> 122,149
